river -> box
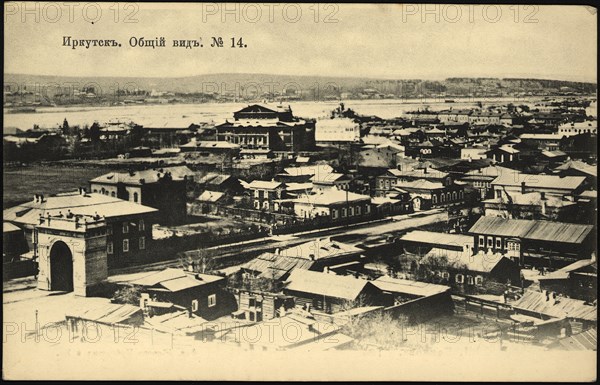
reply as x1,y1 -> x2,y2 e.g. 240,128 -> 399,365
5,96 -> 588,131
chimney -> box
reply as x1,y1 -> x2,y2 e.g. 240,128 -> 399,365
423,167 -> 428,174
521,181 -> 526,194
274,248 -> 280,255
541,198 -> 546,216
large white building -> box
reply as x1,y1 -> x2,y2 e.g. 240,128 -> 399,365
558,121 -> 597,137
315,118 -> 360,144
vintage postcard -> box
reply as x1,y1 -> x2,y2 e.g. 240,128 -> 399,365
3,2 -> 597,381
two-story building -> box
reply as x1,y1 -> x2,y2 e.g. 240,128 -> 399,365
292,190 -> 372,220
3,189 -> 158,268
215,104 -> 315,152
375,165 -> 452,197
90,166 -> 191,225
468,216 -> 595,268
459,165 -> 516,199
247,180 -> 286,212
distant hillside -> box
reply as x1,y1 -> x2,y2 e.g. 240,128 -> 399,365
4,73 -> 597,104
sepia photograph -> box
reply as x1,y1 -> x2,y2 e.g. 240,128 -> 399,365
2,2 -> 597,381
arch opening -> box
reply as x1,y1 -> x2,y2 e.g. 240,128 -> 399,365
49,241 -> 73,292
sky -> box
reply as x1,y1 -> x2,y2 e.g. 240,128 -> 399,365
4,3 -> 598,82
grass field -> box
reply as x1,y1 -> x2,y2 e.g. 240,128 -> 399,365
3,164 -> 115,208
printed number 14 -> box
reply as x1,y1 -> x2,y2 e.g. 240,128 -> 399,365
231,38 -> 246,48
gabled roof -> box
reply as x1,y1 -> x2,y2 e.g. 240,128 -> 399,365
468,216 -> 593,244
553,160 -> 597,177
400,230 -> 473,248
394,179 -> 445,191
311,172 -> 350,184
131,268 -> 223,291
280,238 -> 362,261
538,259 -> 597,281
197,190 -> 225,203
386,167 -> 448,180
241,252 -> 315,280
464,165 -> 515,178
372,275 -> 449,297
235,104 -> 278,114
491,173 -> 586,191
247,180 -> 283,190
285,269 -> 374,301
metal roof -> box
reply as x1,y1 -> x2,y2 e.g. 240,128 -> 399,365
285,269 -> 373,301
556,328 -> 597,351
400,230 -> 473,249
372,276 -> 449,297
131,268 -> 223,291
66,303 -> 141,324
468,216 -> 593,244
3,192 -> 157,227
492,173 -> 586,190
512,290 -> 597,322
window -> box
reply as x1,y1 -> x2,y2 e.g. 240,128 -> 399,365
208,294 -> 217,307
139,236 -> 146,250
487,237 -> 493,247
467,275 -> 474,285
332,209 -> 338,219
123,223 -> 129,234
455,274 -> 464,284
254,190 -> 259,198
475,276 -> 483,286
356,205 -> 361,215
107,242 -> 113,254
139,219 -> 145,231
254,201 -> 260,209
107,225 -> 113,235
479,236 -> 485,247
123,239 -> 129,252
133,192 -> 139,203
111,191 -> 116,197
432,195 -> 437,204
342,208 -> 347,217
441,272 -> 450,279
191,299 -> 199,312
496,238 -> 501,249
365,205 -> 371,214
349,207 -> 354,216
